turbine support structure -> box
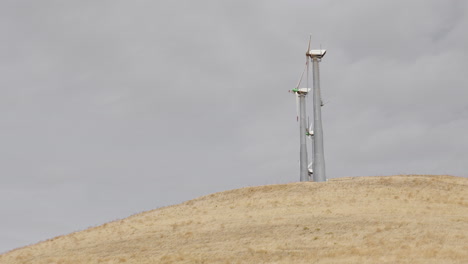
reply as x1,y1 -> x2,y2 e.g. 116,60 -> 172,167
298,93 -> 309,182
310,56 -> 326,182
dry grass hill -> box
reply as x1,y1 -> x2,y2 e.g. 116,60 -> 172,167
1,175 -> 467,264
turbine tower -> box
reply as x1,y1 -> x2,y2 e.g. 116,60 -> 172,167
308,47 -> 327,182
291,37 -> 327,182
291,87 -> 310,182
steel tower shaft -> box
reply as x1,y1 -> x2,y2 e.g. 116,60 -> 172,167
298,93 -> 309,182
311,57 -> 326,182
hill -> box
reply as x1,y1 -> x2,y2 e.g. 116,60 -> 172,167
1,175 -> 467,263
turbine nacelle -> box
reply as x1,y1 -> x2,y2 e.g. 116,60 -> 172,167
307,49 -> 327,59
291,87 -> 311,95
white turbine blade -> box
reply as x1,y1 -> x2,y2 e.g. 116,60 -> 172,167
306,51 -> 310,96
295,63 -> 307,89
297,36 -> 312,89
296,93 -> 299,122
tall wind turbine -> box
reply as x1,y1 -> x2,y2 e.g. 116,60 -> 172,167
308,42 -> 327,182
291,37 -> 327,182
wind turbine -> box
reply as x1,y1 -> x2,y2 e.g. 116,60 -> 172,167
308,43 -> 327,182
291,37 -> 327,182
290,38 -> 311,182
290,85 -> 310,182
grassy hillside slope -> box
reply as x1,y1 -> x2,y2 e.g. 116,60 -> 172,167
1,175 -> 467,264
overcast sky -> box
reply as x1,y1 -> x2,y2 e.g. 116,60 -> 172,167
1,0 -> 467,253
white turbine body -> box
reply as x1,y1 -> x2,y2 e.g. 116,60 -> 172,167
308,48 -> 327,182
295,88 -> 309,182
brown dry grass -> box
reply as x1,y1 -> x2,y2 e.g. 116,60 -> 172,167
1,175 -> 467,264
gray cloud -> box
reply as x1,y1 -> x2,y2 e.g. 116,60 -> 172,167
1,0 -> 467,253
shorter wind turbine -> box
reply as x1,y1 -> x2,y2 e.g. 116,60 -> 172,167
290,86 -> 310,182
289,38 -> 312,182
